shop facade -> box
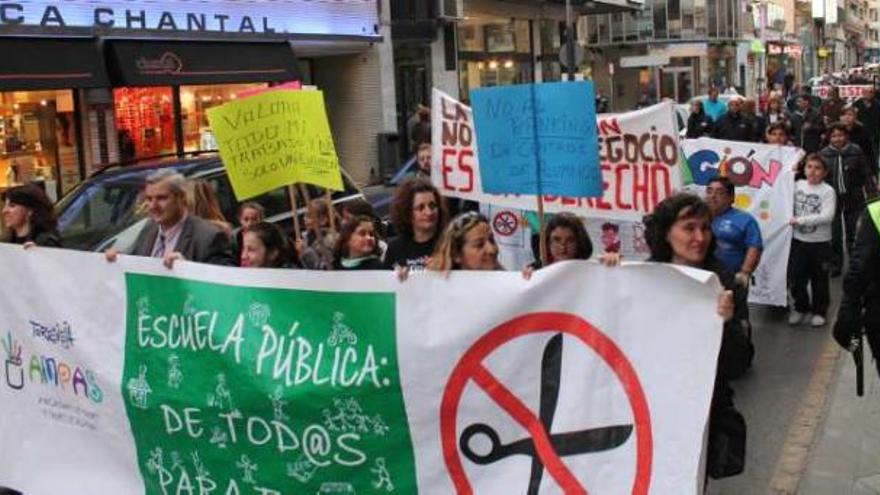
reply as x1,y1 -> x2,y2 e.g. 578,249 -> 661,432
0,0 -> 394,198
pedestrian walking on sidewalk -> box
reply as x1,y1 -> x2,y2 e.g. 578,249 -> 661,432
788,154 -> 836,327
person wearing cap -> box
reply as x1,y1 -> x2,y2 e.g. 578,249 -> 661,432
1,183 -> 61,247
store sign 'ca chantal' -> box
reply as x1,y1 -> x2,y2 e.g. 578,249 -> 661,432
0,0 -> 379,36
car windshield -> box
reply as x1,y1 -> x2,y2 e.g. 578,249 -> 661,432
56,169 -> 157,251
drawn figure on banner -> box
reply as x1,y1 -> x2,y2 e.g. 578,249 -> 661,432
236,454 -> 259,484
328,311 -> 357,346
269,385 -> 289,422
248,302 -> 271,328
167,354 -> 183,389
601,223 -> 622,253
287,456 -> 319,483
209,425 -> 229,449
192,451 -> 217,492
207,373 -> 233,410
371,457 -> 394,492
182,294 -> 197,315
2,331 -> 23,390
370,413 -> 390,436
169,451 -> 184,473
127,363 -> 152,410
146,446 -> 170,482
137,296 -> 150,316
631,223 -> 650,254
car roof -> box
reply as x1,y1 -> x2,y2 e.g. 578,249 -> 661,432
89,153 -> 224,182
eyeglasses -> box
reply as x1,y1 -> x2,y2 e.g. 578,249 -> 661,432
414,202 -> 439,212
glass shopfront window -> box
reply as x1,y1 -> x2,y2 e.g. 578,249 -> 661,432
0,90 -> 79,197
458,16 -> 534,100
113,87 -> 176,161
180,83 -> 266,152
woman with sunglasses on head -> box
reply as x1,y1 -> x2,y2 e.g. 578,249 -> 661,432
427,211 -> 502,272
384,179 -> 448,271
1,184 -> 61,248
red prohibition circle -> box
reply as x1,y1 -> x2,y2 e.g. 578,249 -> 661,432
440,312 -> 653,495
492,211 -> 518,237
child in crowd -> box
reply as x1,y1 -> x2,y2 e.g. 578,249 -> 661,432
299,198 -> 338,270
240,222 -> 298,268
333,215 -> 384,270
788,153 -> 836,327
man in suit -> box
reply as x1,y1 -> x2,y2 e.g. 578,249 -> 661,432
106,169 -> 234,267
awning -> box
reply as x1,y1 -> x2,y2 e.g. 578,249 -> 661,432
105,40 -> 299,87
0,37 -> 108,90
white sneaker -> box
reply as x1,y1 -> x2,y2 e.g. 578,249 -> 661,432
810,314 -> 827,327
788,311 -> 805,325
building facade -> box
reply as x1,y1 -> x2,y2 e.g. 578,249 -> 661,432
0,0 -> 396,199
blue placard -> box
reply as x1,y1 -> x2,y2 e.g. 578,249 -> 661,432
471,81 -> 601,197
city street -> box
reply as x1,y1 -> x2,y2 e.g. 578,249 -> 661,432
707,279 -> 874,494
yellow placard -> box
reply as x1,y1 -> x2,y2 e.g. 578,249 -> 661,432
206,90 -> 343,200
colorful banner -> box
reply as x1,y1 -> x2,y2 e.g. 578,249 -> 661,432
433,89 -> 682,225
207,89 -> 343,200
470,82 -> 602,197
811,85 -> 873,101
0,246 -> 723,494
681,137 -> 801,306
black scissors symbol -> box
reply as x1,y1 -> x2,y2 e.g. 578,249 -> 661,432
459,333 -> 634,494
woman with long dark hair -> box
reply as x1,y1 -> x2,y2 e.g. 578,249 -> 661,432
1,184 -> 60,247
239,221 -> 298,268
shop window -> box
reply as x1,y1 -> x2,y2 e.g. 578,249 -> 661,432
180,83 -> 267,153
114,87 -> 176,161
0,90 -> 79,198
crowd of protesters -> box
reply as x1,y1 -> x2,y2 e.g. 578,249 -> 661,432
4,83 -> 880,489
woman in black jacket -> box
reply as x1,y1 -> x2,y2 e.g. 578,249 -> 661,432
1,184 -> 61,247
686,99 -> 714,138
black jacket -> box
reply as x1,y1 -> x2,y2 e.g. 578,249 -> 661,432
834,203 -> 880,355
790,108 -> 825,153
7,228 -> 61,247
686,111 -> 714,138
854,98 -> 880,139
712,112 -> 756,142
819,143 -> 877,211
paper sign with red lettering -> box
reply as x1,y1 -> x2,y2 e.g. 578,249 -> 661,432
811,85 -> 872,101
432,89 -> 683,223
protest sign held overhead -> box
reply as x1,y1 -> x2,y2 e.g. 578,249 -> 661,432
470,82 -> 602,198
0,246 -> 723,494
207,89 -> 343,200
682,137 -> 800,306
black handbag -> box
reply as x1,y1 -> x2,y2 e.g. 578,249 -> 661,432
707,404 -> 747,479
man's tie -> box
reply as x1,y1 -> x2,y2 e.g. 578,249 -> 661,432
153,233 -> 166,258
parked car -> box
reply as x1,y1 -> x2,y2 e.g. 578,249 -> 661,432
56,153 -> 393,253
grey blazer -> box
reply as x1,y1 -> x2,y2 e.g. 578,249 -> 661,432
130,215 -> 235,266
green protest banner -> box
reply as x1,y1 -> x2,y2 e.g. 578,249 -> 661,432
121,273 -> 415,494
207,90 -> 344,200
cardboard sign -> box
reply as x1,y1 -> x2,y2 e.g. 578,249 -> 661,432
470,82 -> 602,197
207,90 -> 342,200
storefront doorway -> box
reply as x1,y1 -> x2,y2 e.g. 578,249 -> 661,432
660,66 -> 694,103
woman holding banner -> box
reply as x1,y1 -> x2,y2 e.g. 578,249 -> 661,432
427,212 -> 502,272
384,179 -> 448,271
601,194 -> 747,480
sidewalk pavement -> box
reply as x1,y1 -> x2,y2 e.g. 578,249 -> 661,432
798,345 -> 880,494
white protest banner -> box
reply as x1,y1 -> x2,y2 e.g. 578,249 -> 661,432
812,85 -> 872,101
432,89 -> 683,224
0,246 -> 722,494
681,137 -> 801,306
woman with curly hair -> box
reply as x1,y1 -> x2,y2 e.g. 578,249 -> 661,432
384,178 -> 448,270
427,211 -> 501,272
1,184 -> 61,247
